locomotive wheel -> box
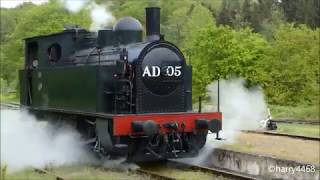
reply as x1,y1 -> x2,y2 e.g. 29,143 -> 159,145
189,133 -> 207,150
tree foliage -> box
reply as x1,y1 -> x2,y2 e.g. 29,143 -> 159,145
261,24 -> 319,105
0,1 -> 90,85
184,23 -> 319,105
184,25 -> 268,101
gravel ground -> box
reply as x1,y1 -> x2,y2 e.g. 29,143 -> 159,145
222,132 -> 320,164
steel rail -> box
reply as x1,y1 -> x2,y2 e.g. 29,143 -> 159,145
91,165 -> 176,180
0,102 -> 20,110
242,130 -> 320,141
34,168 -> 66,180
166,160 -> 256,180
135,169 -> 176,180
272,119 -> 319,125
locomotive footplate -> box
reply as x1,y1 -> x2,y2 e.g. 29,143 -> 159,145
112,112 -> 222,161
113,112 -> 222,136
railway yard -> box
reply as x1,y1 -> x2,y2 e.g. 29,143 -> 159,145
1,0 -> 319,179
1,103 -> 319,180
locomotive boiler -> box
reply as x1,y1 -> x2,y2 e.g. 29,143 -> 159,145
19,7 -> 222,161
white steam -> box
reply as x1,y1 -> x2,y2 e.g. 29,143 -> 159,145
187,78 -> 268,164
60,0 -> 115,31
102,158 -> 139,171
207,78 -> 267,139
60,0 -> 90,13
89,3 -> 115,31
0,109 -> 92,172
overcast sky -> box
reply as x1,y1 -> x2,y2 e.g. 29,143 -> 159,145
0,0 -> 49,8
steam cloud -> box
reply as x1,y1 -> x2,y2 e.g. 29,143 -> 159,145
60,0 -> 115,31
60,0 -> 90,13
0,109 -> 92,172
188,78 -> 268,164
207,78 -> 267,136
89,2 -> 115,31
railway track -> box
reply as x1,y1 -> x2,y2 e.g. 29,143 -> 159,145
33,161 -> 255,180
136,168 -> 176,180
34,168 -> 67,180
242,130 -> 320,141
0,102 -> 20,110
136,160 -> 256,180
272,119 -> 319,125
166,160 -> 256,180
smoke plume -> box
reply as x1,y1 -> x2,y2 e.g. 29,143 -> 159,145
101,158 -> 139,171
60,0 -> 90,13
89,2 -> 115,31
60,0 -> 115,31
0,109 -> 93,172
186,78 -> 268,164
207,78 -> 267,138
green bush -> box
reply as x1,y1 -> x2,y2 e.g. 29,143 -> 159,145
184,25 -> 268,101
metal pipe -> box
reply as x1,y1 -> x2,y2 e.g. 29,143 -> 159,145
198,96 -> 202,113
145,7 -> 160,41
218,79 -> 220,112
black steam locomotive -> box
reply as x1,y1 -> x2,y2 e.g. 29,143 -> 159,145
19,7 -> 222,161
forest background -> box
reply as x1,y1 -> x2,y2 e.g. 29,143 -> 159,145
0,0 -> 319,119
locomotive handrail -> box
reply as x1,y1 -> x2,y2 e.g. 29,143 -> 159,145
217,79 -> 220,112
41,59 -> 121,66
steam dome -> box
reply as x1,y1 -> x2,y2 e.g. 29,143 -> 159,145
113,17 -> 143,31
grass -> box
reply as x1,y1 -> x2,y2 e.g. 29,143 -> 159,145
139,163 -> 227,180
270,104 -> 319,120
276,123 -> 320,137
53,165 -> 145,180
1,165 -> 8,180
3,165 -> 148,180
1,164 -> 228,180
0,92 -> 19,104
2,168 -> 56,180
222,142 -> 255,153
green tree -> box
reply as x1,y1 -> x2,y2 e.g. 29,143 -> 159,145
262,24 -> 320,105
184,25 -> 268,101
281,0 -> 320,28
0,3 -> 36,42
165,2 -> 214,46
0,1 -> 90,87
242,0 -> 252,25
260,2 -> 285,40
112,0 -> 149,24
217,0 -> 233,26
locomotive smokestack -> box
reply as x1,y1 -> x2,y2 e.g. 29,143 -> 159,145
145,7 -> 160,41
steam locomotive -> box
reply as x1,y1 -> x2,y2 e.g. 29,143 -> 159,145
19,7 -> 222,161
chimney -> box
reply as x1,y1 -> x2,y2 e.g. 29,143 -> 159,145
145,7 -> 160,41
